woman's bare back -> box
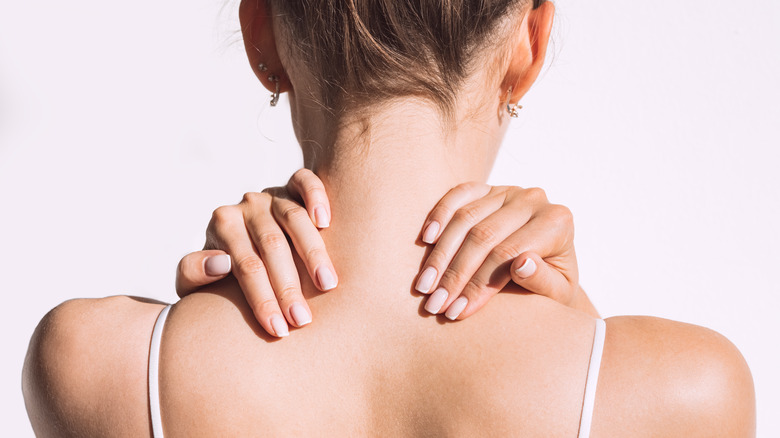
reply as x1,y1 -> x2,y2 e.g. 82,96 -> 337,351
24,276 -> 753,437
159,277 -> 597,437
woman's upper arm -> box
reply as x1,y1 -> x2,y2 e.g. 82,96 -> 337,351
593,316 -> 755,438
23,296 -> 166,438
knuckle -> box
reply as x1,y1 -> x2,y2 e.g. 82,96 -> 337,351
304,246 -> 327,263
524,187 -> 548,203
211,205 -> 240,226
439,268 -> 469,289
429,204 -> 452,222
428,197 -> 457,223
453,205 -> 482,226
454,181 -> 479,193
548,204 -> 575,228
451,181 -> 489,199
463,278 -> 489,298
490,243 -> 520,262
248,297 -> 280,316
275,285 -> 300,303
489,185 -> 509,195
257,232 -> 288,251
504,185 -> 525,198
278,203 -> 308,223
466,224 -> 498,248
426,247 -> 449,268
302,183 -> 324,198
241,191 -> 269,205
234,256 -> 266,276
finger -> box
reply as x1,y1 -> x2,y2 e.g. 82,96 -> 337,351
270,195 -> 338,291
414,193 -> 508,295
421,182 -> 492,244
175,250 -> 232,297
428,203 -> 533,316
204,205 -> 236,251
241,199 -> 315,329
286,168 -> 331,228
210,203 -> 294,337
439,214 -> 576,320
510,252 -> 574,303
233,251 -> 293,337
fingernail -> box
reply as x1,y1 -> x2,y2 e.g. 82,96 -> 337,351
290,303 -> 312,327
445,297 -> 468,320
270,314 -> 289,337
317,266 -> 338,291
422,221 -> 440,244
314,206 -> 329,228
204,254 -> 231,276
425,288 -> 449,314
514,258 -> 537,279
415,267 -> 438,294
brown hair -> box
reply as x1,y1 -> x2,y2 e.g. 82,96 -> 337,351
266,0 -> 546,119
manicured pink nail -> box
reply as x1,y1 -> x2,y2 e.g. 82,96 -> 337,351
425,288 -> 448,314
314,206 -> 329,228
204,254 -> 231,276
422,221 -> 440,244
514,258 -> 537,279
290,303 -> 312,327
445,297 -> 468,320
270,314 -> 289,337
317,266 -> 338,291
415,267 -> 437,294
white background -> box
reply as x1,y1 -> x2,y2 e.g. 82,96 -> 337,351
1,0 -> 778,435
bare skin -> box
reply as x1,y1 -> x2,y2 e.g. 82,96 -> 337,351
22,286 -> 753,436
22,1 -> 755,436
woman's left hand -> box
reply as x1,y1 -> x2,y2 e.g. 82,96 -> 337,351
414,182 -> 598,320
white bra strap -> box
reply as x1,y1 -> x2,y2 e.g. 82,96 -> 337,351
578,318 -> 606,438
149,305 -> 172,438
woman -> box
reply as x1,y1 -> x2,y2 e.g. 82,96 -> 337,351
22,0 -> 755,437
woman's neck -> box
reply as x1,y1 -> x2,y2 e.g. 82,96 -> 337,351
293,99 -> 509,294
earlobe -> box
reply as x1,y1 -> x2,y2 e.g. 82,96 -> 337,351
503,1 -> 555,106
239,0 -> 292,97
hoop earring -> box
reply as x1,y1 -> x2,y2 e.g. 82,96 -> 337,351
268,74 -> 280,107
505,87 -> 522,118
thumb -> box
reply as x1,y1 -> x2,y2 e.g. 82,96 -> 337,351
510,252 -> 573,305
176,250 -> 232,297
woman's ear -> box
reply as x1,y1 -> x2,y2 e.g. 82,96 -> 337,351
239,0 -> 292,95
503,1 -> 555,104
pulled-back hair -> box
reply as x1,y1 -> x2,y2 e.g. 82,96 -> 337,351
266,0 -> 546,118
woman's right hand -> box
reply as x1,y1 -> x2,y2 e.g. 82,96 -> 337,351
175,169 -> 338,338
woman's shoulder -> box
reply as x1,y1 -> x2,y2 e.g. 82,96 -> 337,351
22,295 -> 167,437
594,315 -> 755,437
22,291 -> 756,437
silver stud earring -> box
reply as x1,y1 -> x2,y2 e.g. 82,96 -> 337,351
268,74 -> 280,107
505,86 -> 522,118
507,102 -> 522,118
258,63 -> 268,72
